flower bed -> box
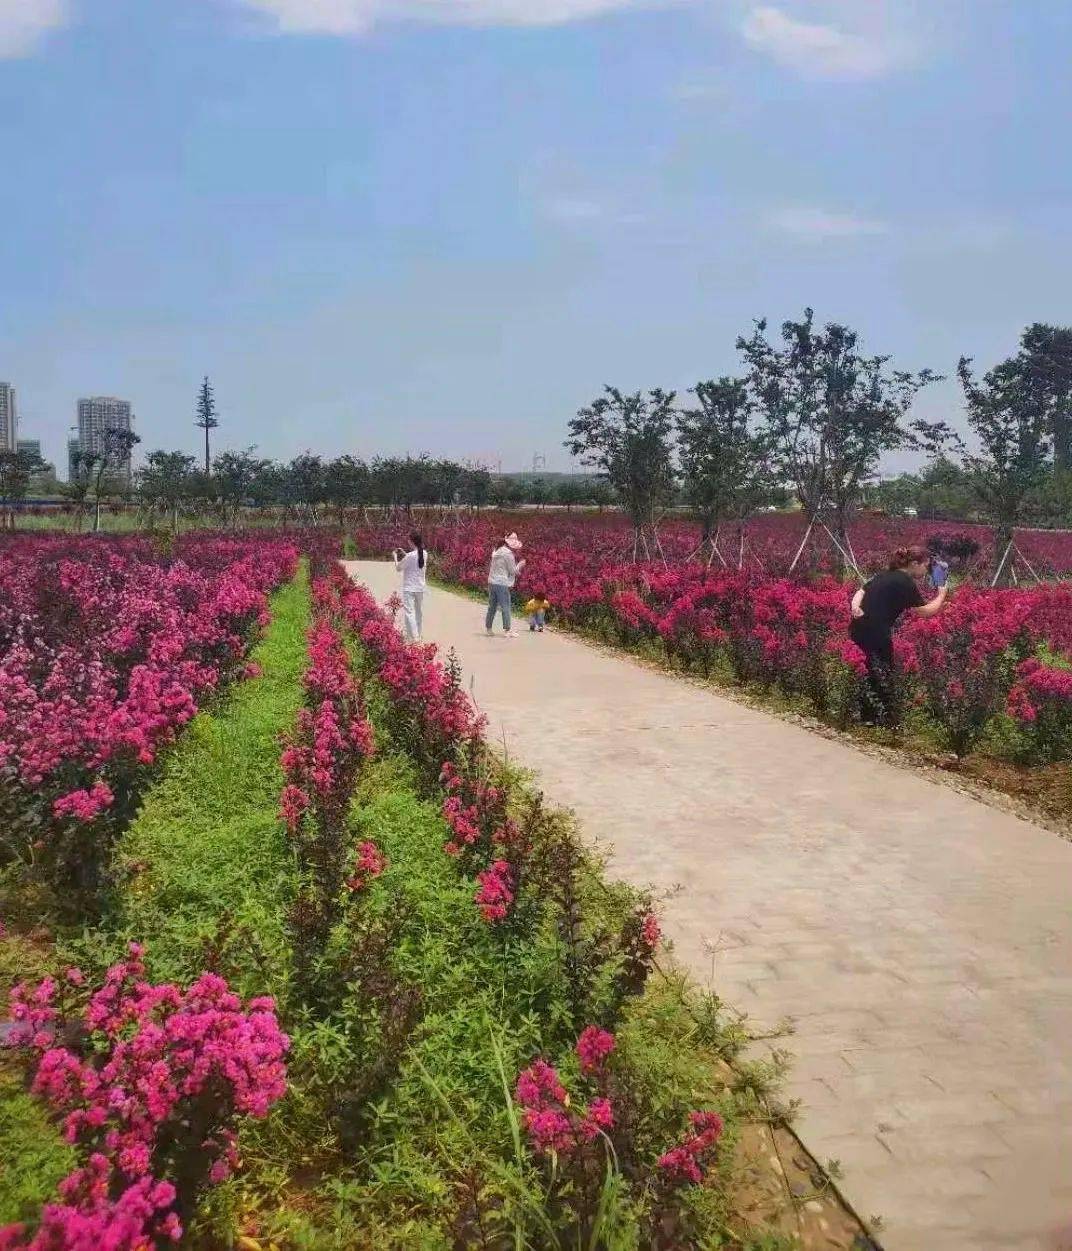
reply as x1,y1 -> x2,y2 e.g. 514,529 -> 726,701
0,534 -> 298,903
350,514 -> 1072,768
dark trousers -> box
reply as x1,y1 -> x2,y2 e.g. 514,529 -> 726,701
850,625 -> 896,727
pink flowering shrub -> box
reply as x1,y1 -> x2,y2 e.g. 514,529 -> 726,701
656,1111 -> 725,1187
1,945 -> 288,1249
0,534 -> 297,903
1007,657 -> 1072,764
350,513 -> 1072,766
279,583 -> 377,999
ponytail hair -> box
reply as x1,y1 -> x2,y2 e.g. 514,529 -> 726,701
411,531 -> 425,570
889,544 -> 928,571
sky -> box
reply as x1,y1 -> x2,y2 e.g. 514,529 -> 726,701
1,0 -> 1070,475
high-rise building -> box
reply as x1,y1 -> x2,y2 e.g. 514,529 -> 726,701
0,382 -> 17,452
17,438 -> 41,459
67,438 -> 83,483
77,396 -> 135,482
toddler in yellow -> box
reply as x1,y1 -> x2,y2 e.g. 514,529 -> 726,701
524,593 -> 550,633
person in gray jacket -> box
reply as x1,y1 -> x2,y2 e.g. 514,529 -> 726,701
485,532 -> 526,637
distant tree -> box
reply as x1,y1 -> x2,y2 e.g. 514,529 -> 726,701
137,450 -> 197,534
737,310 -> 942,569
210,448 -> 271,528
91,428 -> 141,532
323,455 -> 370,526
588,479 -> 615,513
0,447 -> 44,530
1017,323 -> 1072,473
676,376 -> 773,563
459,465 -> 492,509
566,386 -> 677,558
194,376 -> 219,476
957,350 -> 1054,581
553,478 -> 587,512
282,454 -> 326,524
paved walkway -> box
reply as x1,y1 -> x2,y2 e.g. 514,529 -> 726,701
345,563 -> 1072,1251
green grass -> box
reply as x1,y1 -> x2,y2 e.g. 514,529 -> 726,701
111,565 -> 311,996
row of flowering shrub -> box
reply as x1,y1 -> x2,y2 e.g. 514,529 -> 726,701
0,534 -> 299,904
351,515 -> 1072,764
306,566 -> 752,1245
1,945 -> 289,1249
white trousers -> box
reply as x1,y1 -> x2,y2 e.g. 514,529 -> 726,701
402,589 -> 424,641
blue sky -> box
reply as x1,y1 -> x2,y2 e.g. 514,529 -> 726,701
1,0 -> 1070,474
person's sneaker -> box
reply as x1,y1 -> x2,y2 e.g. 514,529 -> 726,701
485,628 -> 493,637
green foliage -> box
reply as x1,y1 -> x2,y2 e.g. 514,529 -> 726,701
110,566 -> 311,996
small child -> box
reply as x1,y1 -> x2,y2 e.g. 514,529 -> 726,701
524,592 -> 551,633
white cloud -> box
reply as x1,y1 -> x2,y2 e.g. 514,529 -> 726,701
765,205 -> 888,240
0,0 -> 68,58
740,5 -> 896,80
234,0 -> 660,35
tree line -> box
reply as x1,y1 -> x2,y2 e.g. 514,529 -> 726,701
566,314 -> 1072,575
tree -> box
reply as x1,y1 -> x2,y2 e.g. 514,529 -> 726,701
553,478 -> 587,512
91,428 -> 141,533
137,450 -> 197,534
0,447 -> 44,530
737,310 -> 942,569
1018,323 -> 1072,473
282,454 -> 326,524
194,376 -> 219,476
676,376 -> 772,563
323,455 -> 370,526
956,351 -> 1054,581
208,448 -> 269,528
565,386 -> 677,558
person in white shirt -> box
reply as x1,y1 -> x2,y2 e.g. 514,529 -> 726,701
393,532 -> 428,641
485,532 -> 526,637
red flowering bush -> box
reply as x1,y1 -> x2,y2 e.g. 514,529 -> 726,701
1,945 -> 288,1249
280,582 -> 378,999
351,512 -> 1071,765
1007,657 -> 1072,764
0,535 -> 298,903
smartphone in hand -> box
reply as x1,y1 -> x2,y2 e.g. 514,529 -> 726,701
929,560 -> 949,588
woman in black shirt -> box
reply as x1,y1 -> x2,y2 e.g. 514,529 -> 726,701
849,545 -> 949,726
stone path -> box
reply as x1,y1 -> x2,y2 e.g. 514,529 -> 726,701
345,562 -> 1072,1251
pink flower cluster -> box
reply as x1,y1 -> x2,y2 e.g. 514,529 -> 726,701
0,536 -> 297,839
347,840 -> 388,892
1006,656 -> 1072,763
657,1111 -> 725,1186
514,1039 -> 616,1157
2,945 -> 289,1249
474,860 -> 514,923
575,1025 -> 615,1074
279,609 -> 375,837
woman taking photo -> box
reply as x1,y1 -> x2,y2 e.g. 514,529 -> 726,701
393,532 -> 428,642
485,532 -> 525,637
850,545 -> 949,726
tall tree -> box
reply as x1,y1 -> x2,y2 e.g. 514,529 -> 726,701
737,310 -> 942,568
137,450 -> 197,534
565,386 -> 677,558
210,448 -> 272,528
0,447 -> 43,530
1018,323 -> 1072,473
323,455 -> 370,526
956,351 -> 1054,582
194,376 -> 219,476
676,376 -> 772,562
91,428 -> 141,532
